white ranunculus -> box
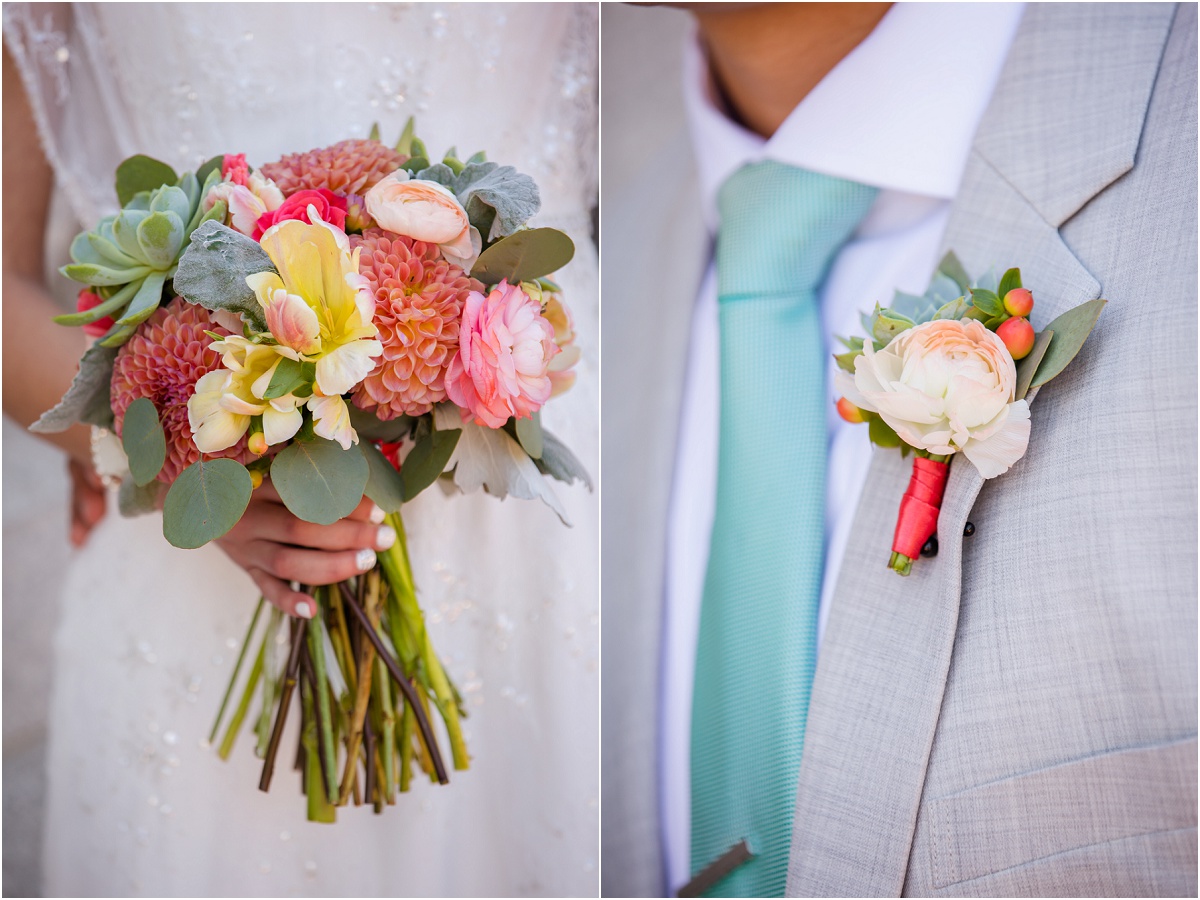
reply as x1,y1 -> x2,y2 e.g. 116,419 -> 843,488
838,318 -> 1031,478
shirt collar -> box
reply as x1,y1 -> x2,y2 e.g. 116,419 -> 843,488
684,3 -> 1025,230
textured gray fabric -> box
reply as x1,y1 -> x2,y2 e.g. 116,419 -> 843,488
789,4 -> 1197,896
600,4 -> 1197,897
600,7 -> 701,897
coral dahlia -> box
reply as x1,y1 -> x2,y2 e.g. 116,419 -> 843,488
350,229 -> 483,418
110,297 -> 253,483
260,139 -> 407,197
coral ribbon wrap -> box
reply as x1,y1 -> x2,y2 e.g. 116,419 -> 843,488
892,457 -> 950,559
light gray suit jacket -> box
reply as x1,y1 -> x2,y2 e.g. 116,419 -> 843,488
601,4 -> 1197,897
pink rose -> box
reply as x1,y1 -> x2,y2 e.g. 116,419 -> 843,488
253,189 -> 347,240
76,289 -> 116,338
364,170 -> 481,270
445,280 -> 559,428
222,153 -> 249,186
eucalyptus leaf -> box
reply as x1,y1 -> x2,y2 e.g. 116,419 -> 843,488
359,441 -> 406,513
162,458 -> 253,549
470,228 -> 575,285
937,251 -> 971,293
534,430 -> 593,491
997,267 -> 1022,300
348,405 -> 413,442
194,155 -> 225,186
515,413 -> 544,459
1015,328 -> 1054,401
400,427 -> 461,501
31,343 -> 118,433
115,155 -> 177,207
118,476 -> 163,517
269,438 -> 369,525
174,221 -> 273,330
1029,298 -> 1106,389
121,397 -> 167,486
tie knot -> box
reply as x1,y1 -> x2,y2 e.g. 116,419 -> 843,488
716,161 -> 877,300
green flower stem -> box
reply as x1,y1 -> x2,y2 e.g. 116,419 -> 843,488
305,592 -> 339,804
209,597 -> 264,744
399,695 -> 415,793
301,679 -> 336,824
255,609 -> 284,758
217,630 -> 266,761
889,552 -> 914,577
381,512 -> 469,770
259,615 -> 307,793
337,612 -> 377,806
327,583 -> 357,696
373,654 -> 396,799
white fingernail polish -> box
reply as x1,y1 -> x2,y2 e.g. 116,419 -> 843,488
294,601 -> 313,619
369,504 -> 385,524
375,525 -> 396,550
356,548 -> 377,572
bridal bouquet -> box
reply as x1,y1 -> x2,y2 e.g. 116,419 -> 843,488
33,121 -> 590,820
835,253 -> 1103,576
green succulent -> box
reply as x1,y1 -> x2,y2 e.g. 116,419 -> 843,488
58,166 -> 226,347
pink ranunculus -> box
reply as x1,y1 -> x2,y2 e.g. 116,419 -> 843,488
444,280 -> 559,428
838,318 -> 1031,479
222,153 -> 249,186
253,189 -> 348,240
76,289 -> 116,338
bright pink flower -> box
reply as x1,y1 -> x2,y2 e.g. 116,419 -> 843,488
110,298 -> 255,483
76,289 -> 116,338
222,153 -> 249,186
445,280 -> 559,428
253,189 -> 347,240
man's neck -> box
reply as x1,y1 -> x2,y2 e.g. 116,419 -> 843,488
695,3 -> 892,138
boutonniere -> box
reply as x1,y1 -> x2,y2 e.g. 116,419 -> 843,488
835,253 -> 1104,576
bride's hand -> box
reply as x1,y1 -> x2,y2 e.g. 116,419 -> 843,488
215,480 -> 396,619
68,458 -> 107,548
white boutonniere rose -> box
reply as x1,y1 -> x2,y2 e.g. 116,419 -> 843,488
838,318 -> 1031,479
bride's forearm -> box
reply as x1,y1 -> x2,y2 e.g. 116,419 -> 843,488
2,270 -> 92,462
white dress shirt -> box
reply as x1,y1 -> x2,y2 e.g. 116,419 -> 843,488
660,4 -> 1025,891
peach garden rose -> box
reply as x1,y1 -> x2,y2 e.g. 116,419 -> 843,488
364,170 -> 481,270
838,318 -> 1031,479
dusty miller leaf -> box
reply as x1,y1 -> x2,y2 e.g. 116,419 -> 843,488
443,420 -> 570,525
174,221 -> 272,330
534,430 -> 593,491
418,161 -> 540,242
31,343 -> 118,433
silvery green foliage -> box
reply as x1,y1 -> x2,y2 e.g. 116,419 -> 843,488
416,161 -> 540,242
61,167 -> 225,346
430,403 -> 570,525
118,476 -> 163,517
174,221 -> 273,331
30,343 -> 117,433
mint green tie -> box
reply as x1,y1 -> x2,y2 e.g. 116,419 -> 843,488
690,162 -> 877,897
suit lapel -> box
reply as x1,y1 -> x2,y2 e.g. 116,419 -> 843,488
785,5 -> 1177,896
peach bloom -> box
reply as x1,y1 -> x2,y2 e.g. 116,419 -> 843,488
364,170 -> 481,270
838,318 -> 1030,478
205,170 -> 284,237
444,280 -> 559,428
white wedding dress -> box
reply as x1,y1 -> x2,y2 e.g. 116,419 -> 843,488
4,4 -> 598,896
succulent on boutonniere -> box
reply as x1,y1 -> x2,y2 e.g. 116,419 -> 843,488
835,252 -> 1106,575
